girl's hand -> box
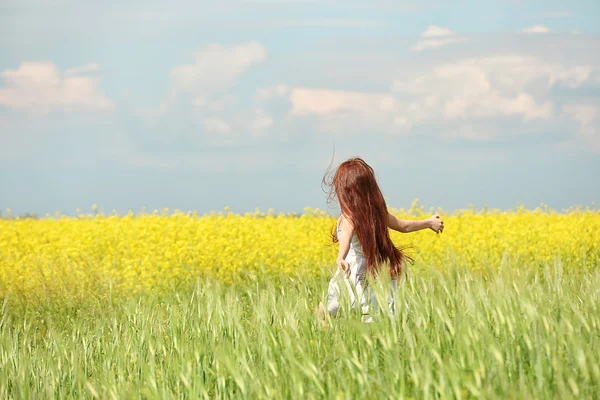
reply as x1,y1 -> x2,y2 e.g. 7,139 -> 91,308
337,258 -> 351,277
427,215 -> 444,234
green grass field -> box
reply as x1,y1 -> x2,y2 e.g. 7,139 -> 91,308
1,263 -> 598,399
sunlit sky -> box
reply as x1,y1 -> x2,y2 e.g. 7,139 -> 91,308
1,0 -> 599,215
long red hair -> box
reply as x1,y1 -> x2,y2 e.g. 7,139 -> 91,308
323,157 -> 412,278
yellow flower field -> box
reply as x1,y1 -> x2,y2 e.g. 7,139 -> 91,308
1,201 -> 598,303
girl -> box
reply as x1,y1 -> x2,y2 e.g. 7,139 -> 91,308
318,157 -> 444,322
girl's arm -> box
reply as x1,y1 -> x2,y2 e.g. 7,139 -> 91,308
337,215 -> 353,275
388,212 -> 444,234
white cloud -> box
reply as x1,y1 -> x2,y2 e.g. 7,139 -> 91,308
193,96 -> 229,112
421,25 -> 454,38
282,87 -> 400,135
290,88 -> 395,116
256,84 -> 290,102
192,96 -> 207,108
411,38 -> 464,52
234,86 -> 394,136
522,25 -> 551,34
250,86 -> 292,137
548,65 -> 594,88
64,63 -> 101,76
138,41 -> 267,135
202,117 -> 231,134
563,104 -> 599,151
134,34 -> 599,156
563,104 -> 598,127
0,62 -> 113,114
389,55 -> 600,140
252,108 -> 273,136
170,41 -> 266,94
411,25 -> 465,52
278,54 -> 598,142
392,55 -> 556,123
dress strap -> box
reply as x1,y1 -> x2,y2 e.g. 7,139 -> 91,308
336,216 -> 344,234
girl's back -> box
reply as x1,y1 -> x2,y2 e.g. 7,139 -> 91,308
336,216 -> 367,282
326,215 -> 380,320
318,157 -> 444,323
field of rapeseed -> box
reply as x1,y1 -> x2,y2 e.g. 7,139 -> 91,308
0,202 -> 599,399
0,201 -> 598,303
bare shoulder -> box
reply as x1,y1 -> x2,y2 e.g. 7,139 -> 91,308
339,213 -> 354,230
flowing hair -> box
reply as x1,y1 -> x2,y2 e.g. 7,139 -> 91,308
322,157 -> 413,278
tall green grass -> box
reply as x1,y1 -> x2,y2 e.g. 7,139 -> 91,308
1,262 -> 598,399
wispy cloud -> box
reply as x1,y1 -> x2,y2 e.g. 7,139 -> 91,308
138,41 -> 267,124
170,42 -> 267,95
203,117 -> 231,134
411,25 -> 465,52
64,63 -> 101,76
290,88 -> 395,116
522,25 -> 551,34
251,108 -> 273,136
421,25 -> 454,38
562,104 -> 599,152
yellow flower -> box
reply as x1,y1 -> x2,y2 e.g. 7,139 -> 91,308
0,201 -> 597,303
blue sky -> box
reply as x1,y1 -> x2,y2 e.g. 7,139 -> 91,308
1,0 -> 599,215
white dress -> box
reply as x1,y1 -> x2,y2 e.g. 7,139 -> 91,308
326,217 -> 397,322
